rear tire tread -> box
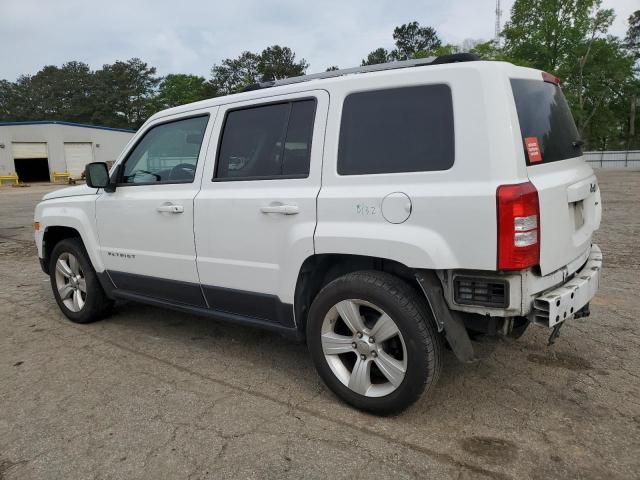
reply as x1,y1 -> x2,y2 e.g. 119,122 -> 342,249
307,270 -> 443,415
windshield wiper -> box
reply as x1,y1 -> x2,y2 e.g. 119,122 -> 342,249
572,139 -> 585,148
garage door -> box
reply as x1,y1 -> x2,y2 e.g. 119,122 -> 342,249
12,142 -> 48,159
64,143 -> 93,178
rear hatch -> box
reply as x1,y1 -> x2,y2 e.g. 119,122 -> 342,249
510,76 -> 602,275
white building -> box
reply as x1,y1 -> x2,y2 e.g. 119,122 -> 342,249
0,121 -> 135,182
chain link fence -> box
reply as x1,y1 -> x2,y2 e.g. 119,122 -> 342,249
583,150 -> 640,169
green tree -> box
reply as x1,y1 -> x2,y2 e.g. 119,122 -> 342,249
57,62 -> 95,122
0,79 -> 27,121
362,22 -> 442,65
28,66 -> 69,118
469,40 -> 509,60
572,38 -> 635,147
325,65 -> 340,71
421,44 -> 460,57
258,45 -> 308,81
150,74 -> 217,112
211,46 -> 308,94
0,62 -> 95,122
390,21 -> 442,60
0,77 -> 29,121
502,0 -> 608,71
624,11 -> 640,148
91,58 -> 161,128
361,47 -> 390,66
502,0 -> 635,147
0,80 -> 12,119
625,10 -> 640,59
211,51 -> 260,95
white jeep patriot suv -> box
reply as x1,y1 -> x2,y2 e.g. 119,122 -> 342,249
34,54 -> 602,414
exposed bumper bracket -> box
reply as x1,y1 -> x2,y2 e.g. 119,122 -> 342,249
547,322 -> 563,346
532,244 -> 602,328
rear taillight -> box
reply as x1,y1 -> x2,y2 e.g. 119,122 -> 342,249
496,182 -> 540,270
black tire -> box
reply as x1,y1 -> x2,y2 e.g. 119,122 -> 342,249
306,271 -> 443,415
49,238 -> 113,323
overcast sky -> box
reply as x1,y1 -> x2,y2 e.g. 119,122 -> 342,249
0,0 -> 637,81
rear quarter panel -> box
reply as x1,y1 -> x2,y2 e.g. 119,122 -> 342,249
315,62 -> 525,271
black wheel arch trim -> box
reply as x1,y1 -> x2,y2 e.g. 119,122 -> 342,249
415,270 -> 477,363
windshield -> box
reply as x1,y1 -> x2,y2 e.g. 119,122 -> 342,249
511,79 -> 582,165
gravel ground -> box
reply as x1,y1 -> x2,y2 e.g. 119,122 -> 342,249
0,171 -> 638,479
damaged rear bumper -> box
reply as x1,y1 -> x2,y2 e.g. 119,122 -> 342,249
530,244 -> 602,327
438,244 -> 602,325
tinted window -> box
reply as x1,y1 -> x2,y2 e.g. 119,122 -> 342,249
122,115 -> 208,184
338,85 -> 454,175
215,99 -> 316,180
511,79 -> 582,165
282,101 -> 316,176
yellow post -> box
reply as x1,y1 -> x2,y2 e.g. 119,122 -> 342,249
0,172 -> 19,186
51,171 -> 71,184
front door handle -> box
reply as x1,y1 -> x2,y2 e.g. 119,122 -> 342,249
157,204 -> 184,214
260,204 -> 299,215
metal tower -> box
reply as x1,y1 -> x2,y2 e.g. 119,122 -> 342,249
495,0 -> 502,44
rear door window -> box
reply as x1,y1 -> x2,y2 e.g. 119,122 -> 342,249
337,85 -> 454,175
510,79 -> 582,165
214,99 -> 316,180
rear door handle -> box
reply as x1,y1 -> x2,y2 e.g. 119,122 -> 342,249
260,204 -> 299,215
157,204 -> 184,214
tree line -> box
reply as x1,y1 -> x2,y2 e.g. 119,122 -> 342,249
0,0 -> 638,150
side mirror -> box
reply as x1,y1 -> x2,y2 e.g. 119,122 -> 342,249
85,162 -> 111,189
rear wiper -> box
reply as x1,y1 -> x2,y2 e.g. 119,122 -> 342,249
572,139 -> 585,148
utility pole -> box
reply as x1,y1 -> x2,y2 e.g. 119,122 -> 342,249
495,0 -> 502,45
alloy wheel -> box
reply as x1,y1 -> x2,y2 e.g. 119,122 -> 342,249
54,252 -> 87,312
321,299 -> 407,397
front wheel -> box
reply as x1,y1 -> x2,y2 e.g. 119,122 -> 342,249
50,238 -> 113,323
307,271 -> 442,415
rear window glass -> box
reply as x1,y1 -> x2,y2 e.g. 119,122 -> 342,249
511,79 -> 582,165
337,85 -> 454,175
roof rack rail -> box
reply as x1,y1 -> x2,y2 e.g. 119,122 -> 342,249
243,53 -> 479,92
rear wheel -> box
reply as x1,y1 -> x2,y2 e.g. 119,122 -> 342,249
307,271 -> 442,415
50,238 -> 113,323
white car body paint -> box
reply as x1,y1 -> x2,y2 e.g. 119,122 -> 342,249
93,108 -> 218,284
34,60 -> 601,324
35,194 -> 103,271
193,91 -> 329,304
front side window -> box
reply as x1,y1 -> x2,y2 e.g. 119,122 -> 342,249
338,85 -> 454,175
215,99 -> 316,180
121,115 -> 209,184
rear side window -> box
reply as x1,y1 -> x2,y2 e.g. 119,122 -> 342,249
215,99 -> 316,180
511,79 -> 582,165
338,85 -> 454,175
